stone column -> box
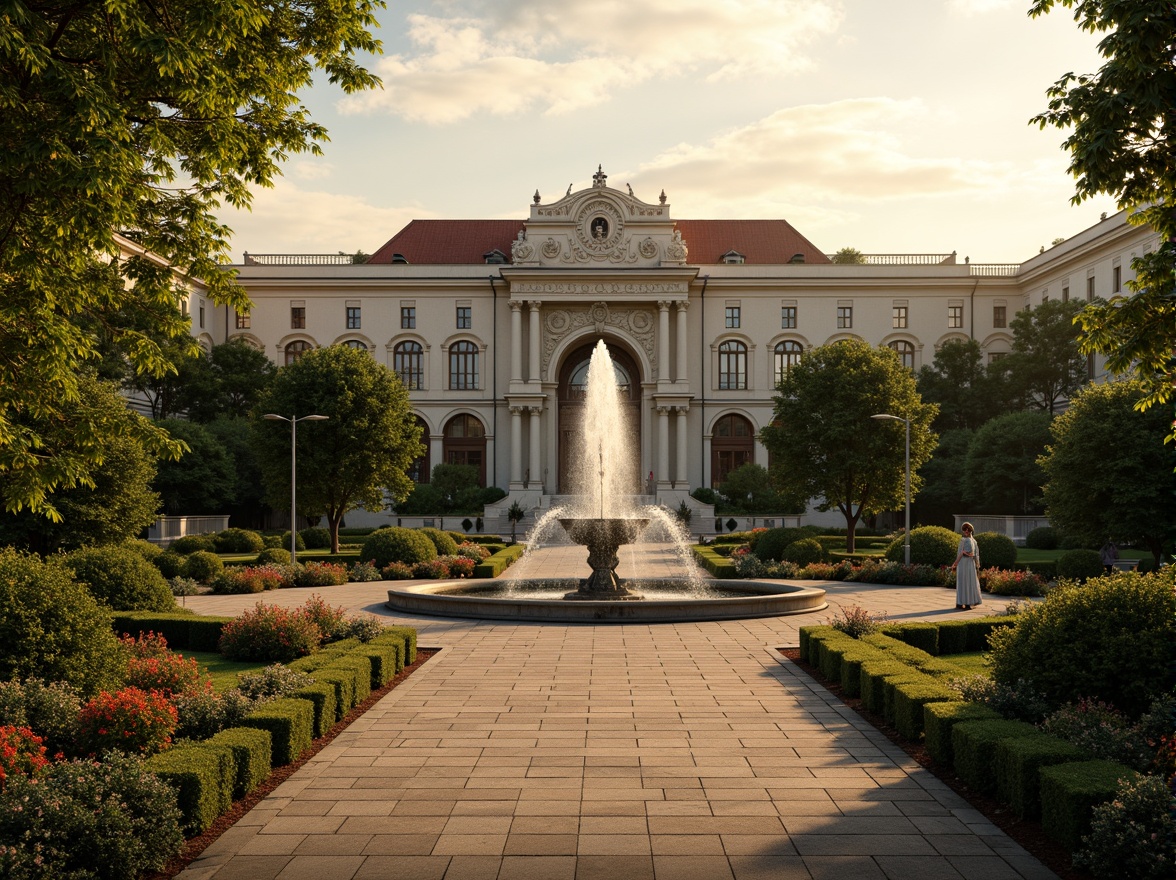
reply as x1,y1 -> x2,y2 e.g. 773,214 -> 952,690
657,406 -> 670,488
509,301 -> 523,382
676,406 -> 688,486
675,300 -> 689,383
657,300 -> 671,380
528,406 -> 542,490
509,407 -> 523,485
528,302 -> 541,383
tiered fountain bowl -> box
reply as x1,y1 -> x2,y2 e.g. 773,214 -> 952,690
558,517 -> 649,600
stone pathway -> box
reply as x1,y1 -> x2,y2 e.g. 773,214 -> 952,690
175,545 -> 1054,880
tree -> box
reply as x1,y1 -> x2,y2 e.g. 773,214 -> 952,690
999,299 -> 1089,414
151,420 -> 236,515
1040,380 -> 1175,567
718,464 -> 790,515
0,376 -> 160,552
916,339 -> 1015,431
760,340 -> 938,552
0,0 -> 382,516
830,247 -> 867,264
252,345 -> 423,552
911,427 -> 973,528
180,340 -> 278,422
205,417 -> 268,528
963,411 -> 1053,514
1031,1 -> 1176,425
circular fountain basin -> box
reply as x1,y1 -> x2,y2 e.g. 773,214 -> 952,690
385,579 -> 827,623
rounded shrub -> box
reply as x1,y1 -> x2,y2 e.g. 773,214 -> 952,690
974,531 -> 1017,571
153,551 -> 187,579
77,687 -> 178,756
360,527 -> 438,568
753,527 -> 806,562
420,527 -> 459,557
183,550 -> 224,583
987,569 -> 1176,718
170,533 -> 217,554
1023,526 -> 1059,550
1059,534 -> 1089,550
256,547 -> 292,566
64,545 -> 175,612
885,525 -> 959,566
0,679 -> 83,758
262,534 -> 284,549
214,528 -> 265,554
782,537 -> 826,566
1057,549 -> 1104,583
218,602 -> 322,662
280,530 -> 307,552
299,526 -> 332,549
126,539 -> 163,562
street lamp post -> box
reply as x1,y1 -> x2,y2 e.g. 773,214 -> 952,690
871,413 -> 910,566
263,413 -> 329,564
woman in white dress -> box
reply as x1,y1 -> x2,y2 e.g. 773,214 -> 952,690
952,522 -> 982,610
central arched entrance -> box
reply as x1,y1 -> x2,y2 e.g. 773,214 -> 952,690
557,340 -> 642,494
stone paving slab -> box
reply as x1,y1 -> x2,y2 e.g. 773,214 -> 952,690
176,544 -> 1054,880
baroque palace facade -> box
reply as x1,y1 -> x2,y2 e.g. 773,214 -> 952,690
195,167 -> 1156,524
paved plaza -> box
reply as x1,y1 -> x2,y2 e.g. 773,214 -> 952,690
175,544 -> 1056,880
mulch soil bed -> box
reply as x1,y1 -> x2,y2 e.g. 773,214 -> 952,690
146,648 -> 439,880
779,647 -> 1089,880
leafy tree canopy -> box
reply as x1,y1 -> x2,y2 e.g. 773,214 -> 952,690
252,345 -> 423,552
0,0 -> 383,515
911,427 -> 973,529
760,339 -> 938,551
1040,380 -> 1175,566
999,298 -> 1088,414
829,247 -> 866,264
718,463 -> 793,515
963,411 -> 1053,515
916,338 -> 1016,431
1031,0 -> 1176,425
152,419 -> 237,516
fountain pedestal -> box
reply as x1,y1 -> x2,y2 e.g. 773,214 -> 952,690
558,518 -> 649,600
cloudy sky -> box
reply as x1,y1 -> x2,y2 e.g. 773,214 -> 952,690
218,0 -> 1118,263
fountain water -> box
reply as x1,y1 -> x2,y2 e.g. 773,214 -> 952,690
385,340 -> 827,622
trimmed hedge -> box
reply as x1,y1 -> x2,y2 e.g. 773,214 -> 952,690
381,627 -> 417,665
473,543 -> 526,578
691,546 -> 737,578
936,621 -> 970,655
859,658 -> 913,716
293,682 -> 338,738
923,702 -> 1003,767
203,727 -> 272,800
146,745 -> 227,834
951,719 -> 1039,796
995,733 -> 1088,819
893,676 -> 958,741
239,697 -> 315,766
1039,760 -> 1140,852
964,616 -> 1016,652
110,611 -> 232,652
881,622 -> 939,656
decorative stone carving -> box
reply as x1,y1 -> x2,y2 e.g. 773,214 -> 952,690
638,237 -> 659,259
665,228 -> 688,263
512,281 -> 690,296
541,237 -> 561,259
540,302 -> 657,379
511,232 -> 534,263
573,199 -> 624,257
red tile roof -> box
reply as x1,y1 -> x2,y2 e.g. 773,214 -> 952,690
367,219 -> 829,265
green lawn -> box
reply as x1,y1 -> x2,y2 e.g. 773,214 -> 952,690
180,650 -> 270,692
940,651 -> 991,677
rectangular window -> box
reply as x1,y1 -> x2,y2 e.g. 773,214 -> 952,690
290,306 -> 306,329
780,306 -> 797,329
449,342 -> 479,390
836,306 -> 852,329
948,305 -> 963,328
1087,276 -> 1095,301
1062,286 -> 1070,302
198,302 -> 205,329
456,306 -> 472,329
346,306 -> 361,329
235,311 -> 250,330
718,342 -> 747,390
993,305 -> 1006,328
725,306 -> 740,329
989,352 -> 1007,365
892,305 -> 908,329
401,306 -> 416,329
1112,265 -> 1121,293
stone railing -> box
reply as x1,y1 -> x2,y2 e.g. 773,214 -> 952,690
967,263 -> 1021,276
826,253 -> 957,265
146,515 -> 230,545
242,253 -> 358,266
953,514 -> 1050,545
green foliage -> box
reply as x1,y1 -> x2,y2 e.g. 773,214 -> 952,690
154,551 -> 188,579
974,531 -> 1017,570
1076,773 -> 1176,880
782,537 -> 826,566
218,603 -> 322,663
152,419 -> 237,515
916,339 -> 1017,432
77,687 -> 178,757
911,427 -> 973,528
181,340 -> 278,422
1040,380 -> 1175,567
0,678 -> 83,759
997,299 -> 1089,415
828,605 -> 883,638
964,411 -> 1052,514
299,526 -> 332,549
752,527 -> 812,562
761,339 -> 938,551
255,547 -> 292,566
1024,526 -> 1060,550
1039,759 -> 1138,853
689,487 -> 718,505
171,533 -> 217,554
419,527 -> 459,556
0,753 -> 184,879
1031,0 -> 1176,414
184,550 -> 225,584
829,246 -> 866,264
214,528 -> 266,554
253,346 -> 424,550
718,463 -> 789,514
64,544 -> 175,612
987,570 -> 1176,717
885,525 -> 958,566
360,527 -> 437,568
0,0 -> 383,518
1057,549 -> 1104,582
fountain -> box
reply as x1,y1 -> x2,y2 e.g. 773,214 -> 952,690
386,340 -> 826,622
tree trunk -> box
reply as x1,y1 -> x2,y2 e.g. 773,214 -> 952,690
328,509 -> 344,553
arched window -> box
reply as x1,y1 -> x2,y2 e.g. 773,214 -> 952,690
342,339 -> 369,352
711,414 -> 755,488
889,340 -> 915,370
394,341 -> 424,390
718,340 -> 747,390
448,341 -> 479,390
284,340 -> 312,366
442,414 -> 486,486
773,341 -> 803,386
408,416 -> 430,483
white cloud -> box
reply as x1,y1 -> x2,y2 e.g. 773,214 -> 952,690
947,0 -> 1018,15
290,161 -> 335,181
342,0 -> 843,122
217,180 -> 432,257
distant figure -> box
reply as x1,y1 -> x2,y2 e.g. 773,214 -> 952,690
952,522 -> 982,610
646,471 -> 654,495
1100,539 -> 1119,573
